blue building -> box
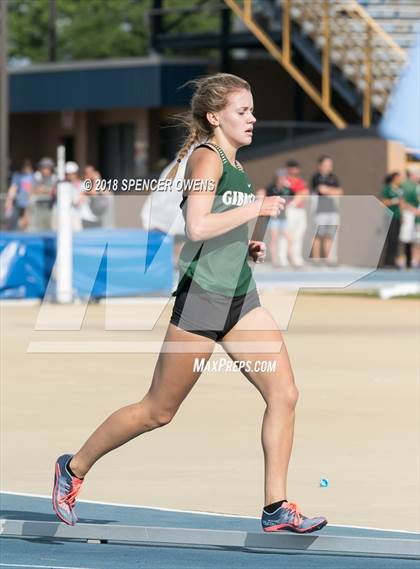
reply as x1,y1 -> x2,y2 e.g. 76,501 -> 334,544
9,56 -> 209,177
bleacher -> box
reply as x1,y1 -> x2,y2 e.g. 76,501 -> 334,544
150,0 -> 416,127
288,0 -> 408,112
359,0 -> 419,50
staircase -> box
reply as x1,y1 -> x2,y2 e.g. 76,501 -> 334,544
224,0 -> 409,127
359,0 -> 419,50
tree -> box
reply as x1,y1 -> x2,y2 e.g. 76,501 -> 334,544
8,0 -> 149,63
7,0 -> 222,64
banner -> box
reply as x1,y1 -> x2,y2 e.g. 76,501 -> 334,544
0,229 -> 173,299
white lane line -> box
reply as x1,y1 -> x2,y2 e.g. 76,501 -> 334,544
0,490 -> 256,519
1,490 -> 419,534
0,300 -> 40,307
0,564 -> 94,569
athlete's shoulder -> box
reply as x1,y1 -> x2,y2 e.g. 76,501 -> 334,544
191,144 -> 220,160
187,145 -> 223,177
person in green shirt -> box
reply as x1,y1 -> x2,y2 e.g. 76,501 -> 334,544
52,73 -> 328,535
400,169 -> 420,268
381,171 -> 403,267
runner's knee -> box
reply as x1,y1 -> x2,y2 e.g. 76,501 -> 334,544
141,398 -> 177,428
150,410 -> 175,427
267,383 -> 299,410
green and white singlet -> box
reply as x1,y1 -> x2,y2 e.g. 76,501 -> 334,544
174,142 -> 257,298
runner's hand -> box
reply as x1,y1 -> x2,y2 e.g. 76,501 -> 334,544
256,196 -> 285,217
248,240 -> 266,263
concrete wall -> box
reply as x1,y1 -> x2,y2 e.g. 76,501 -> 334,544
8,113 -> 409,265
240,130 -> 406,266
242,130 -> 406,196
115,129 -> 408,233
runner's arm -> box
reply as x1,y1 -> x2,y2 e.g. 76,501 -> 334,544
185,148 -> 284,241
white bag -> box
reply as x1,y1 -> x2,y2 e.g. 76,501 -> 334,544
140,144 -> 200,236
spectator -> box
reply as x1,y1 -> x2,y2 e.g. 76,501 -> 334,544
82,165 -> 109,228
381,171 -> 403,268
284,159 -> 308,268
399,168 -> 420,268
310,155 -> 343,265
4,159 -> 35,231
51,161 -> 85,231
257,169 -> 293,268
29,157 -> 56,231
84,165 -> 97,181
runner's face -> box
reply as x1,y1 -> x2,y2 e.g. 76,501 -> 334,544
216,89 -> 256,148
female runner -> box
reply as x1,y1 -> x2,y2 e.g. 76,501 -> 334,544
53,73 -> 327,534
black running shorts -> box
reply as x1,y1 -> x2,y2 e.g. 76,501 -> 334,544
170,277 -> 261,342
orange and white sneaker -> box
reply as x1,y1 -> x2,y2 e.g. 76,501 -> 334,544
261,501 -> 327,533
52,454 -> 84,525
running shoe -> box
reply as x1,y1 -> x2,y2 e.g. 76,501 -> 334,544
52,454 -> 84,525
262,501 -> 327,533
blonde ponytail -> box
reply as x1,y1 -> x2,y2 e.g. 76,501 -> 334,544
165,126 -> 201,181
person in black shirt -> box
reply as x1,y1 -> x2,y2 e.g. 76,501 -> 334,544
310,156 -> 343,264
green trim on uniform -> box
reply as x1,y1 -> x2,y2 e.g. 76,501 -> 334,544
175,142 -> 257,298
